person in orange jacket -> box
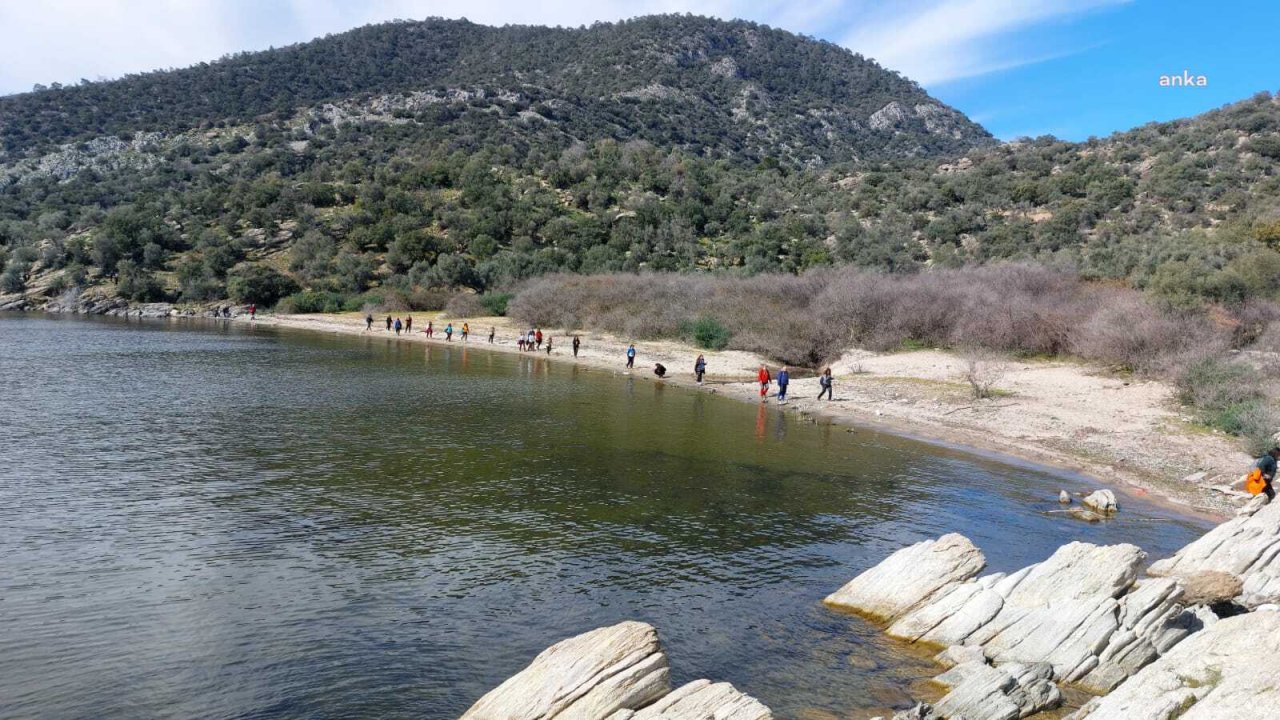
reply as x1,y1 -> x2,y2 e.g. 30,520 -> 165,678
757,365 -> 771,401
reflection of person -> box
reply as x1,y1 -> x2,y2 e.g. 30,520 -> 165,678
654,363 -> 667,378
818,367 -> 833,400
626,344 -> 636,368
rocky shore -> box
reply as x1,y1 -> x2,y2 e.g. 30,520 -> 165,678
464,496 -> 1280,719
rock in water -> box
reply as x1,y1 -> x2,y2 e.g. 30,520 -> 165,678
1082,489 -> 1119,514
1066,507 -> 1103,523
1059,490 -> 1072,504
823,533 -> 986,620
1068,612 -> 1280,719
1149,496 -> 1280,609
460,621 -> 670,720
606,679 -> 772,720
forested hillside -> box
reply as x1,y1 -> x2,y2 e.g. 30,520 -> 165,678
0,15 -> 1279,319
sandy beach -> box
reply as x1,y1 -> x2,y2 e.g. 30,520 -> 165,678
246,310 -> 1250,519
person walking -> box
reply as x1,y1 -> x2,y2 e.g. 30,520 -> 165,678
405,315 -> 412,334
385,315 -> 392,332
545,336 -> 553,355
776,365 -> 790,404
445,323 -> 453,342
572,335 -> 580,358
462,322 -> 470,342
626,344 -> 636,369
489,327 -> 495,344
757,365 -> 771,401
817,367 -> 833,400
535,329 -> 543,350
393,317 -> 403,335
365,314 -> 373,331
426,321 -> 433,338
249,303 -> 256,321
694,354 -> 706,384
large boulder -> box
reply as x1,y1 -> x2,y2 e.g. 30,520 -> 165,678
823,533 -> 986,620
461,621 -> 670,720
1149,497 -> 1280,608
1081,489 -> 1119,514
1069,611 -> 1280,719
1179,570 -> 1244,606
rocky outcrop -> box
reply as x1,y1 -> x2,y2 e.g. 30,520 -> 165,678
1178,570 -> 1244,606
823,533 -> 985,620
1148,497 -> 1280,608
933,660 -> 1061,720
461,622 -> 771,720
1069,611 -> 1280,719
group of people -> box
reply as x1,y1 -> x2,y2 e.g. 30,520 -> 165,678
368,313 -> 491,343
754,364 -> 834,404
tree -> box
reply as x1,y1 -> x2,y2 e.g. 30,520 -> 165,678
226,264 -> 299,305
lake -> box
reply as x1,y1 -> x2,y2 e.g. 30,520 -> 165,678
0,314 -> 1210,718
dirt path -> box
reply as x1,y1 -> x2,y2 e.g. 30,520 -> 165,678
252,311 -> 1250,519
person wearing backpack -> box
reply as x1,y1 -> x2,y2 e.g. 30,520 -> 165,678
817,367 -> 833,400
1246,447 -> 1280,500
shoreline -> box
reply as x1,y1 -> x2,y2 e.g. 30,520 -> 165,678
225,310 -> 1243,522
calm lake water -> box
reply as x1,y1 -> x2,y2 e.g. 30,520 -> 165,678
0,314 -> 1211,719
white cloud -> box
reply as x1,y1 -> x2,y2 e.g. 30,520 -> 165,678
0,0 -> 1122,94
840,0 -> 1128,85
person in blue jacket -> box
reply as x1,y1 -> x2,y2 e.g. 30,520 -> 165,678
776,365 -> 790,404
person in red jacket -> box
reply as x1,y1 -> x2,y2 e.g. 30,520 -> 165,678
757,365 -> 771,401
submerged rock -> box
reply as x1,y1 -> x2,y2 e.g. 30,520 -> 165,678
823,533 -> 986,620
461,622 -> 771,720
1066,507 -> 1103,523
1148,496 -> 1280,609
1082,489 -> 1119,514
1068,612 -> 1280,719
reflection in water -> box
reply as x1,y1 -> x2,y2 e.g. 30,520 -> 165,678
0,315 -> 1210,720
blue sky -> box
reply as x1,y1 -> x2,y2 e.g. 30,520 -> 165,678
0,0 -> 1276,141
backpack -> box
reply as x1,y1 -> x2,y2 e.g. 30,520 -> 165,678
1246,467 -> 1268,495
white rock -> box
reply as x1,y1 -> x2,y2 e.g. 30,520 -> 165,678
1149,496 -> 1280,608
1068,612 -> 1280,719
1059,490 -> 1072,504
1082,489 -> 1119,514
935,644 -> 987,668
609,680 -> 772,720
934,660 -> 1062,720
824,533 -> 986,620
461,621 -> 670,720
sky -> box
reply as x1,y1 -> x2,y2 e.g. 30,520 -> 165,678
0,0 -> 1277,141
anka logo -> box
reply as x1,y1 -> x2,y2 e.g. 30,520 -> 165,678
1159,70 -> 1208,87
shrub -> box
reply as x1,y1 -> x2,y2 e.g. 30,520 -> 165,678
277,290 -> 349,314
408,287 -> 450,311
1,260 -> 29,293
226,264 -> 299,306
680,315 -> 732,350
480,292 -> 513,316
444,292 -> 485,318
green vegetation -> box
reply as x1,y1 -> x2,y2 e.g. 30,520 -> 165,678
681,316 -> 732,350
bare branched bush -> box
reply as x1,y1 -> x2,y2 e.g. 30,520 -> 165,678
962,349 -> 1008,399
443,292 -> 485,318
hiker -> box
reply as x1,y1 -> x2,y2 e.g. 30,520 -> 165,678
405,315 -> 412,333
757,365 -> 771,401
654,363 -> 667,379
694,354 -> 706,384
546,336 -> 553,355
394,317 -> 403,335
386,315 -> 392,331
249,303 -> 256,320
776,366 -> 790,404
445,323 -> 453,342
572,335 -> 580,358
818,367 -> 833,400
489,327 -> 495,344
517,332 -> 525,351
535,329 -> 543,350
1248,447 -> 1280,500
365,314 -> 373,331
626,344 -> 636,369
462,322 -> 469,341
426,321 -> 433,338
